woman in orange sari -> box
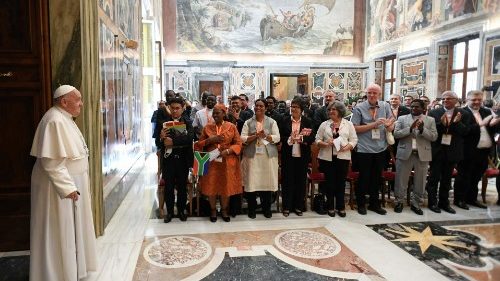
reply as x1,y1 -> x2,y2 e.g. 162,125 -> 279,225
194,104 -> 243,222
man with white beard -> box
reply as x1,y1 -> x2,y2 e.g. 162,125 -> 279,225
30,85 -> 97,280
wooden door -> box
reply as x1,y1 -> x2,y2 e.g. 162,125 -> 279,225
199,81 -> 223,98
0,0 -> 51,251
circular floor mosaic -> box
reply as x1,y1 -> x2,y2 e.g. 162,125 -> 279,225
143,236 -> 212,268
274,230 -> 341,259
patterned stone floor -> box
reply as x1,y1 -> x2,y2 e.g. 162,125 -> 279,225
134,227 -> 383,281
368,219 -> 500,281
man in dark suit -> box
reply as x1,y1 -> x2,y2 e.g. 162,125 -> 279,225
301,94 -> 316,120
426,91 -> 471,214
228,95 -> 253,133
155,97 -> 194,223
265,96 -> 283,124
313,90 -> 336,130
453,90 -> 494,209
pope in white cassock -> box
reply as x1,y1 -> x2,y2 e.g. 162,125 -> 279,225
30,85 -> 97,281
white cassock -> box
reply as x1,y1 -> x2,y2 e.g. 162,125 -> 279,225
30,106 -> 97,281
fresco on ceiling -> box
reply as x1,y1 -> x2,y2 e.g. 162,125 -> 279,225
367,0 -> 498,47
176,0 -> 356,55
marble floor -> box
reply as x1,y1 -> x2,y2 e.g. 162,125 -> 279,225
1,154 -> 499,281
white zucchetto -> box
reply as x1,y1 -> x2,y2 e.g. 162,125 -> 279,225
53,85 -> 76,99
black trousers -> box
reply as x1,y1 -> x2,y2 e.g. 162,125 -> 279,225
455,148 -> 490,203
162,153 -> 189,214
426,151 -> 455,207
281,157 -> 308,211
247,191 -> 272,213
319,157 -> 349,211
355,151 -> 386,207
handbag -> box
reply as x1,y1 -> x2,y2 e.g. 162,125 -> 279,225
386,130 -> 395,145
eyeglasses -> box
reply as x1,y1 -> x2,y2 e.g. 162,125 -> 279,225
442,98 -> 456,101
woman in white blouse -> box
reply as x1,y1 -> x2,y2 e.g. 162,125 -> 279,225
315,101 -> 358,217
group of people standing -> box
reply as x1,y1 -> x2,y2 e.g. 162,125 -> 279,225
154,83 -> 499,223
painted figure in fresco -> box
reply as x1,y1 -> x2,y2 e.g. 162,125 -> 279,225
407,0 -> 425,31
260,0 -> 334,41
380,0 -> 397,40
446,0 -> 478,18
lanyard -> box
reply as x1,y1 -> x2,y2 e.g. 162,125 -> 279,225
443,109 -> 457,134
369,107 -> 378,121
206,109 -> 213,125
215,121 -> 224,149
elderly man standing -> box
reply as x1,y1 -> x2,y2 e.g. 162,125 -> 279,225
351,84 -> 394,215
426,91 -> 471,213
453,90 -> 494,209
30,85 -> 97,281
393,99 -> 437,215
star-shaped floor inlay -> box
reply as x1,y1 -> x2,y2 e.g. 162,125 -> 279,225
387,225 -> 468,256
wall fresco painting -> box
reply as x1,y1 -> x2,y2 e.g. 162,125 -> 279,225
407,0 -> 432,31
98,1 -> 142,180
367,0 -> 497,47
176,0 -> 355,55
444,0 -> 479,20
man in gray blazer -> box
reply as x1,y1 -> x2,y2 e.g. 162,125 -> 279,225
393,99 -> 438,215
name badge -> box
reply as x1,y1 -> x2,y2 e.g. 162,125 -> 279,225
412,138 -> 417,150
441,134 -> 452,145
372,128 -> 381,140
256,145 -> 265,154
292,143 -> 301,158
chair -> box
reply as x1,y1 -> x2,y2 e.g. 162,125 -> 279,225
346,167 -> 359,210
481,168 -> 499,203
307,144 -> 325,211
381,170 -> 395,207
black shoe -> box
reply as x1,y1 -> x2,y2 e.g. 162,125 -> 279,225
410,205 -> 423,215
294,209 -> 303,216
394,203 -> 403,213
454,201 -> 469,210
440,204 -> 456,214
368,205 -> 387,215
337,210 -> 346,218
467,200 -> 487,209
178,212 -> 188,221
357,206 -> 367,215
163,213 -> 173,223
327,210 -> 336,217
428,205 -> 441,213
282,210 -> 290,217
248,210 -> 256,219
222,216 -> 230,222
263,210 -> 272,218
210,216 -> 217,223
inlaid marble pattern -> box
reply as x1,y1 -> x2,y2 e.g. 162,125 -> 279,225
368,220 -> 500,281
203,252 -> 355,281
274,230 -> 341,259
133,227 -> 383,281
143,236 -> 212,268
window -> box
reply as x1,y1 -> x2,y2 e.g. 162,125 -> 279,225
382,55 -> 396,101
448,36 -> 479,99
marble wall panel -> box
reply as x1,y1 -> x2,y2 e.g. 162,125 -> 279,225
399,55 -> 428,98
